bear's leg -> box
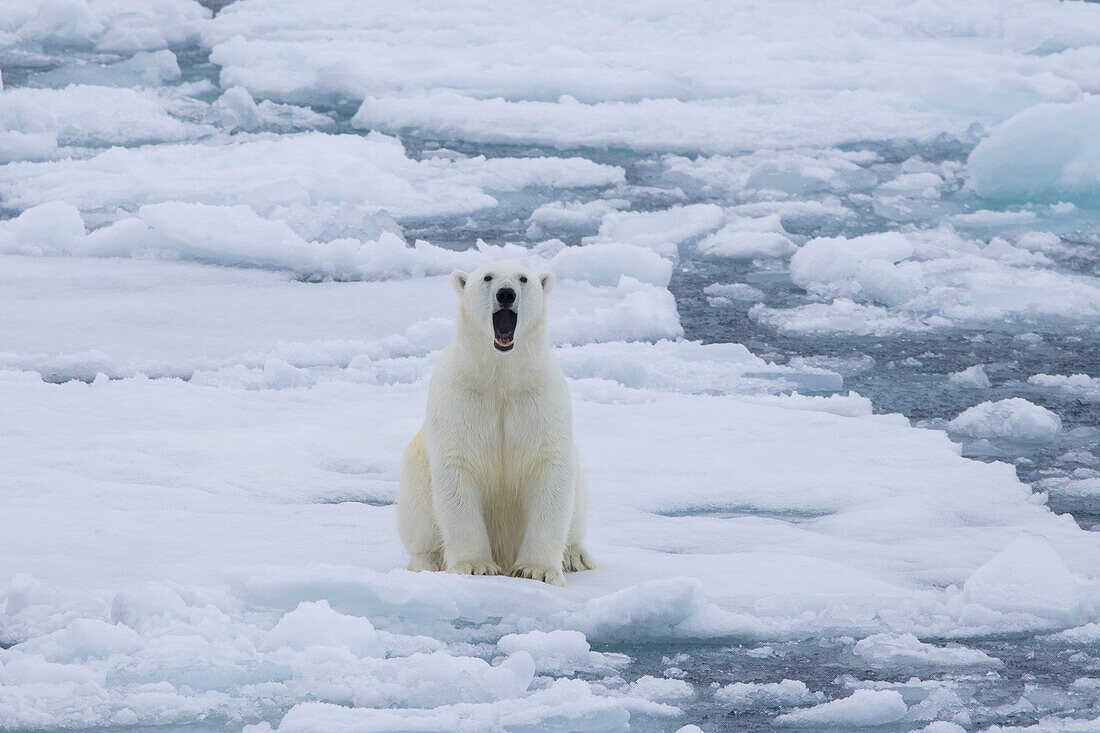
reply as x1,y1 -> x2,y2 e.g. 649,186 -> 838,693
397,429 -> 444,572
563,459 -> 598,573
511,460 -> 573,586
431,462 -> 503,576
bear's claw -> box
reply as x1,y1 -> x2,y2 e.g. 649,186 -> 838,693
448,559 -> 503,576
511,563 -> 567,586
562,545 -> 598,573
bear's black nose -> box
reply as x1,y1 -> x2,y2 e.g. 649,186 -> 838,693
496,287 -> 516,306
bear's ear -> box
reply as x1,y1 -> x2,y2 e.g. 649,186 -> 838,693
539,271 -> 554,295
451,270 -> 469,294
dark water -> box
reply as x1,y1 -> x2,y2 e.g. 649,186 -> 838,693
614,633 -> 1100,732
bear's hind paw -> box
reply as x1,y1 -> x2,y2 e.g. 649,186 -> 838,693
511,563 -> 566,586
563,545 -> 598,573
448,559 -> 503,577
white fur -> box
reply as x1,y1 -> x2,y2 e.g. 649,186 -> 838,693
397,262 -> 596,586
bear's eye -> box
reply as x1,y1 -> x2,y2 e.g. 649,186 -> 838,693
519,276 -> 528,283
484,274 -> 492,282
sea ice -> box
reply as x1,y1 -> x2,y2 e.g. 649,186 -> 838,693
262,600 -> 382,657
962,534 -> 1090,623
756,224 -> 1100,333
0,84 -> 208,160
495,629 -> 615,675
5,1 -> 1100,730
704,282 -> 765,303
2,0 -> 210,53
948,398 -> 1063,443
695,215 -> 796,260
948,365 -> 992,389
1029,374 -> 1100,402
852,633 -> 1001,669
525,199 -> 628,239
192,0 -> 1100,153
714,679 -> 822,710
773,689 -> 908,727
968,97 -> 1100,205
582,204 -> 725,259
0,132 -> 624,235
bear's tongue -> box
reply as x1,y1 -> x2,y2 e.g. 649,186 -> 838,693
492,309 -> 517,351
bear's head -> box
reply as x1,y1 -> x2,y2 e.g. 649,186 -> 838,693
451,262 -> 554,355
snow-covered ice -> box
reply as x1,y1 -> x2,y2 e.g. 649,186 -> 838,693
2,0 -> 209,53
968,97 -> 1100,205
754,228 -> 1100,335
0,84 -> 208,161
197,0 -> 1100,153
1029,374 -> 1100,402
0,132 -> 624,235
852,633 -> 1002,670
714,679 -> 822,710
948,365 -> 992,389
949,398 -> 1064,443
4,0 -> 1100,730
773,689 -> 908,727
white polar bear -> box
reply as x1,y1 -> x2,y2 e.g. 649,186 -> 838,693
397,262 -> 596,586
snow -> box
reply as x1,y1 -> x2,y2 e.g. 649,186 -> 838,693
983,716 -> 1100,732
773,689 -> 908,727
525,199 -> 628,238
5,358 -> 1099,655
1052,623 -> 1100,644
0,202 -> 677,290
239,678 -> 678,733
752,298 -> 945,337
789,232 -> 915,301
0,85 -> 207,161
962,534 -> 1091,624
704,282 -> 765,304
262,600 -> 382,657
1029,374 -> 1100,402
583,204 -> 725,260
556,340 -> 842,396
0,257 -> 681,379
495,629 -> 615,675
1036,477 -> 1100,507
2,0 -> 210,53
200,0 -> 1100,153
948,398 -> 1063,443
968,96 -> 1100,205
766,228 -> 1100,334
206,86 -> 332,133
4,0 -> 1100,729
852,633 -> 1001,669
714,679 -> 823,710
695,215 -> 796,260
35,49 -> 182,88
918,724 -> 966,733
948,365 -> 992,389
352,92 -> 949,155
0,132 -> 623,236
628,675 -> 694,702
545,242 -> 672,289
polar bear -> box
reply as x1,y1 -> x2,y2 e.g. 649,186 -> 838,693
396,262 -> 596,586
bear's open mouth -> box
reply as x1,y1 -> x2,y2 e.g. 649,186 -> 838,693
493,309 -> 517,352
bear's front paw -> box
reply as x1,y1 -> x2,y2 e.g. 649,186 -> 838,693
407,552 -> 444,572
510,563 -> 566,586
448,559 -> 503,577
563,544 -> 598,573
